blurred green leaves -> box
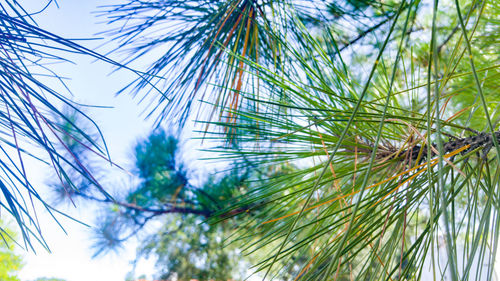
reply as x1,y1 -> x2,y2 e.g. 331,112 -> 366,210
0,220 -> 23,281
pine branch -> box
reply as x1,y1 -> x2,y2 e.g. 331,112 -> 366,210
74,191 -> 213,218
396,131 -> 500,161
339,14 -> 394,52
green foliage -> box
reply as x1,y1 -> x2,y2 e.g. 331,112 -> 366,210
99,0 -> 499,280
197,0 -> 500,279
130,131 -> 187,206
0,221 -> 24,281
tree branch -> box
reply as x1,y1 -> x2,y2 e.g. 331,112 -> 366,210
339,15 -> 394,52
395,131 -> 500,161
73,191 -> 213,218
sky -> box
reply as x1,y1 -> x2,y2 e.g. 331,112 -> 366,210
17,1 -> 158,280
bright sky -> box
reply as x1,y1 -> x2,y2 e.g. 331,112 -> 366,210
18,1 -> 157,280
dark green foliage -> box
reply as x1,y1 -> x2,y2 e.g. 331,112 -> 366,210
113,132 -> 259,279
130,131 -> 188,206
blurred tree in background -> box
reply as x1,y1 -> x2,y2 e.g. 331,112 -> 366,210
49,126 -> 289,279
49,119 -> 319,279
0,220 -> 65,281
48,125 -> 246,279
0,221 -> 23,281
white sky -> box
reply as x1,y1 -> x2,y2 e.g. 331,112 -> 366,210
18,1 -> 158,280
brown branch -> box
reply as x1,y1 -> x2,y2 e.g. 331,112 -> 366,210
437,2 -> 479,54
339,14 -> 394,52
395,131 -> 500,161
74,191 -> 213,218
437,25 -> 459,54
